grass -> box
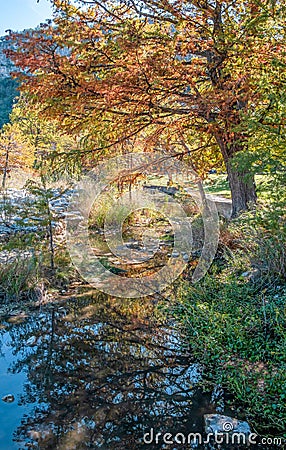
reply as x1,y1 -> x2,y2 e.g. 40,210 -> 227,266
0,255 -> 39,302
203,173 -> 231,197
204,173 -> 273,200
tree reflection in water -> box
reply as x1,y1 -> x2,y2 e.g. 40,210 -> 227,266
1,291 -> 211,449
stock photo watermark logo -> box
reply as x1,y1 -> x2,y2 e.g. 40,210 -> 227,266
143,425 -> 284,447
66,152 -> 219,298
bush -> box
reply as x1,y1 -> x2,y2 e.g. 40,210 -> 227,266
169,206 -> 286,436
172,273 -> 286,434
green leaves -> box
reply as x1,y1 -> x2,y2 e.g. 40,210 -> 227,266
173,273 -> 286,433
0,77 -> 18,129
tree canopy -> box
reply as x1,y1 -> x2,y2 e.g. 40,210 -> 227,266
7,0 -> 286,215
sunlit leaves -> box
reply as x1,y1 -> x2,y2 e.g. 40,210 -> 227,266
5,0 -> 286,195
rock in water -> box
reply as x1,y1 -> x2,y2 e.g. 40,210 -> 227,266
204,414 -> 251,436
2,394 -> 15,403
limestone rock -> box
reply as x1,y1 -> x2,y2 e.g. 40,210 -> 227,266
204,413 -> 251,437
2,394 -> 15,403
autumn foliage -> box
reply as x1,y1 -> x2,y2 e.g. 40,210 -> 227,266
6,0 -> 286,215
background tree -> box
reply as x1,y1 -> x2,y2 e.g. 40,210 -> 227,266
0,121 -> 34,188
0,97 -> 77,271
0,77 -> 18,129
0,34 -> 18,128
7,0 -> 286,215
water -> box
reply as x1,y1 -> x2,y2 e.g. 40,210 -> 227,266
0,332 -> 34,450
0,291 -> 216,450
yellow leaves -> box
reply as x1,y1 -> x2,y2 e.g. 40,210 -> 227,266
0,123 -> 34,171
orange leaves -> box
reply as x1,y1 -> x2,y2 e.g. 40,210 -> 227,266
4,0 -> 284,177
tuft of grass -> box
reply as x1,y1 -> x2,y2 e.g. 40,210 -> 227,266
0,256 -> 39,302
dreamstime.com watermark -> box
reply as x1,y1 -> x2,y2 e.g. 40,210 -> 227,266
143,426 -> 285,447
66,152 -> 220,298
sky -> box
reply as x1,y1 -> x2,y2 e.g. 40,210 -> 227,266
0,0 -> 53,36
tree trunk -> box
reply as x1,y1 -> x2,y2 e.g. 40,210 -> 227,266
2,142 -> 10,189
226,158 -> 257,217
214,132 -> 257,217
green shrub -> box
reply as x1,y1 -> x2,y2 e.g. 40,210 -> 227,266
169,199 -> 286,436
171,272 -> 286,434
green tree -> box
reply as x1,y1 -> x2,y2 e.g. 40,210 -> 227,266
0,77 -> 18,128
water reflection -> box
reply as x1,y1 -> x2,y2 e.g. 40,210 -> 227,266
0,292 -> 213,449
